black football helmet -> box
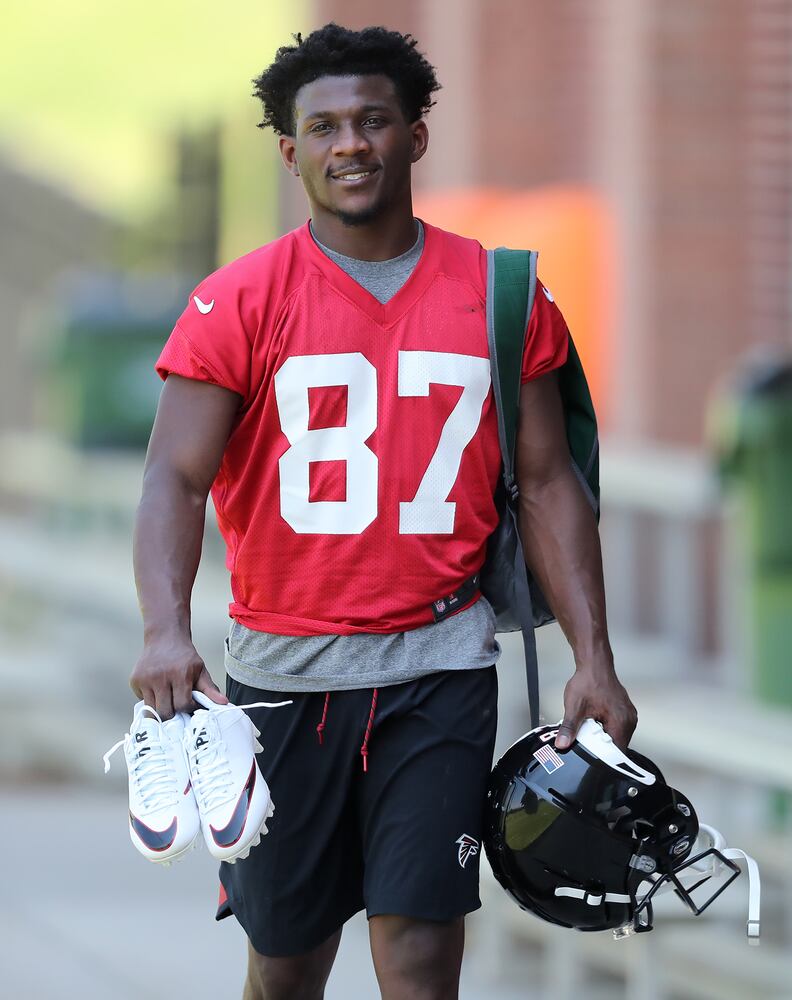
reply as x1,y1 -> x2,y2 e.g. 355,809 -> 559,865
484,720 -> 760,941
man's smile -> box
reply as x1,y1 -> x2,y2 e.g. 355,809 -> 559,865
330,166 -> 380,186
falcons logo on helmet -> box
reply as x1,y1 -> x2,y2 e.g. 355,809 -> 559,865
456,834 -> 479,869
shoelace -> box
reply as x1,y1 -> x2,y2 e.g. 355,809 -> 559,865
186,697 -> 291,812
103,705 -> 181,814
186,713 -> 234,812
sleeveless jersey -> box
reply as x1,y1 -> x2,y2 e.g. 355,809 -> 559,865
155,219 -> 569,635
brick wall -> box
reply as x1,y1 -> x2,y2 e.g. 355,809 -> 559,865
305,0 -> 792,447
644,1 -> 751,443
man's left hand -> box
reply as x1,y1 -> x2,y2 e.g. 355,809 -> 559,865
554,667 -> 637,753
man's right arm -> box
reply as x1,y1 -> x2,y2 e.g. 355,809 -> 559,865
131,374 -> 242,718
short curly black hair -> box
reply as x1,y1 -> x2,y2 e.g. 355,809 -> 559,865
252,23 -> 441,136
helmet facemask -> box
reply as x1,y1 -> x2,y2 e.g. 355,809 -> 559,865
628,823 -> 759,942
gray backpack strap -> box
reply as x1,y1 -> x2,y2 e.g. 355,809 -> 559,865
486,248 -> 542,728
510,498 -> 541,729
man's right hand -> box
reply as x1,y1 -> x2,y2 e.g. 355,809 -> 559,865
132,377 -> 241,719
130,634 -> 228,719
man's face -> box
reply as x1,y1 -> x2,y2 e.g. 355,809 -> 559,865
279,74 -> 428,227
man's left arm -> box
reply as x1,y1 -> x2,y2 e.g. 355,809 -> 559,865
514,371 -> 637,752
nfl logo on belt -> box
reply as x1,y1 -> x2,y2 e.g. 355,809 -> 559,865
436,600 -> 446,613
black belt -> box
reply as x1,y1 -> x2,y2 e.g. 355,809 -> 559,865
430,573 -> 480,623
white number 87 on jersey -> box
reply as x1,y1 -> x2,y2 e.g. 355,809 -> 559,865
274,350 -> 491,536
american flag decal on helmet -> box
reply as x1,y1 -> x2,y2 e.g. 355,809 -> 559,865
456,834 -> 479,868
533,744 -> 565,774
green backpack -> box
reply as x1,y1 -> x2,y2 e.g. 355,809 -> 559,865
479,248 -> 600,727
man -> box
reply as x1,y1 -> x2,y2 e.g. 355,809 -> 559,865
132,22 -> 636,1000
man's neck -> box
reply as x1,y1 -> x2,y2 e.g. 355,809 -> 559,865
308,210 -> 419,261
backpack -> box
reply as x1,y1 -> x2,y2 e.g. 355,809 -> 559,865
479,248 -> 600,727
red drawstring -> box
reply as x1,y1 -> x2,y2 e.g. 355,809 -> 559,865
316,692 -> 330,745
315,688 -> 378,772
360,688 -> 378,773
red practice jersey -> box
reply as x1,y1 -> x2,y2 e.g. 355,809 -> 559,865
156,220 -> 569,634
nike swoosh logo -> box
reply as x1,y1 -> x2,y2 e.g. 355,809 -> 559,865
129,812 -> 178,852
210,762 -> 257,849
193,295 -> 215,314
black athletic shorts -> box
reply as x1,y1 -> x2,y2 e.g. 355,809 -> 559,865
216,667 -> 498,957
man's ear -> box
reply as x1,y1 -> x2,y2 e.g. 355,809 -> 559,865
410,120 -> 429,164
410,118 -> 429,163
278,135 -> 300,176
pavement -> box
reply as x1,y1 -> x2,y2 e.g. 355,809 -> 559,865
0,786 -> 544,1000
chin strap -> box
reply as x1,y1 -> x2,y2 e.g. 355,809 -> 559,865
686,824 -> 761,944
720,847 -> 761,944
554,886 -> 631,906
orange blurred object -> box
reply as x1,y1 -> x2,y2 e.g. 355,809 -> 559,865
414,186 -> 616,426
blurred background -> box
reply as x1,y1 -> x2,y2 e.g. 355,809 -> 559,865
2,1 -> 791,997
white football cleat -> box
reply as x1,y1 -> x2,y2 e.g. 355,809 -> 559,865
185,690 -> 291,863
103,702 -> 200,865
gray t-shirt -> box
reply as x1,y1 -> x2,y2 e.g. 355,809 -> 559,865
224,218 -> 501,692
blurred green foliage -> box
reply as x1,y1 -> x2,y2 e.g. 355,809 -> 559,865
1,0 -> 306,221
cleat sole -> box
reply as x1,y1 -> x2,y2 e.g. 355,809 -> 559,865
146,832 -> 200,867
